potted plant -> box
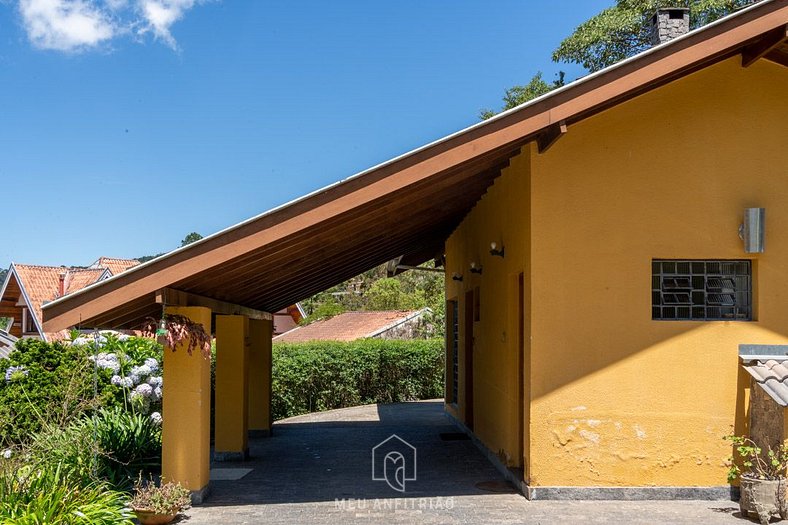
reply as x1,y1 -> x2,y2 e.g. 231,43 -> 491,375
726,435 -> 788,525
129,478 -> 191,525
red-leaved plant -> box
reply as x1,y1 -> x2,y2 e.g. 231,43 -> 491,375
142,315 -> 211,358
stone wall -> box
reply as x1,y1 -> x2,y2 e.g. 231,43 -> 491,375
749,378 -> 784,451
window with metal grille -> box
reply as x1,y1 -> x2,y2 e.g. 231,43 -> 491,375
652,260 -> 752,321
450,300 -> 459,404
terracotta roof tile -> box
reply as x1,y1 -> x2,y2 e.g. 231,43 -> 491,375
12,264 -> 107,333
273,310 -> 421,343
92,257 -> 140,276
743,359 -> 788,407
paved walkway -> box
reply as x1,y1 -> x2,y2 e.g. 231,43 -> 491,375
185,401 -> 751,524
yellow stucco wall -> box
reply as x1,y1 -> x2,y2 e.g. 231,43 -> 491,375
162,306 -> 212,492
445,57 -> 788,488
445,147 -> 532,470
248,318 -> 273,432
215,315 -> 250,454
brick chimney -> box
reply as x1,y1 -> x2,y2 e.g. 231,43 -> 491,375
58,271 -> 66,297
650,8 -> 690,46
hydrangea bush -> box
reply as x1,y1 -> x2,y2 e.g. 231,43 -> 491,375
0,335 -> 163,445
75,333 -> 164,417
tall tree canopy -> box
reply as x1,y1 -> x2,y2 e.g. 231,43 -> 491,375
553,0 -> 761,72
483,0 -> 760,117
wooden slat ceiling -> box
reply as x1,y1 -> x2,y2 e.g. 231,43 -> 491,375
42,0 -> 788,332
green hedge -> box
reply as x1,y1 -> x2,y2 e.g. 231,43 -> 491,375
271,339 -> 444,420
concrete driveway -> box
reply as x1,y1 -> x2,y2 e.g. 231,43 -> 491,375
185,401 -> 749,524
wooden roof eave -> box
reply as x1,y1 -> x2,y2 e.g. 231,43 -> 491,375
42,0 -> 788,332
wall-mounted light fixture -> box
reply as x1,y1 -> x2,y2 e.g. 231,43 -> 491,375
739,207 -> 765,253
451,272 -> 463,281
489,242 -> 505,258
469,262 -> 483,275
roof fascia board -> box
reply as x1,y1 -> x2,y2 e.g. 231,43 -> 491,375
0,265 -> 13,301
9,264 -> 47,340
42,0 -> 788,331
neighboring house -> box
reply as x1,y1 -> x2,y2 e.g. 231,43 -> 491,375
273,309 -> 430,343
41,2 -> 788,502
89,257 -> 140,275
0,257 -> 139,349
272,303 -> 306,336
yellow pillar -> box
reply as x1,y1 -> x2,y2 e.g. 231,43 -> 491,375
214,315 -> 250,460
162,306 -> 212,503
248,318 -> 273,436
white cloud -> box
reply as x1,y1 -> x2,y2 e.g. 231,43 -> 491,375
19,0 -> 115,52
16,0 -> 206,53
137,0 -> 197,50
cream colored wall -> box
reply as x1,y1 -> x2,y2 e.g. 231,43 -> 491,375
445,56 -> 788,487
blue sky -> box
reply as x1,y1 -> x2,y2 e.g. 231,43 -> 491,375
1,1 -> 612,266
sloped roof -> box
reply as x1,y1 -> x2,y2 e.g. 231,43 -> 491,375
743,359 -> 788,407
273,310 -> 425,343
43,0 -> 788,332
12,265 -> 108,333
92,257 -> 140,276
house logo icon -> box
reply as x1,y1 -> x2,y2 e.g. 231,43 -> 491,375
371,434 -> 417,492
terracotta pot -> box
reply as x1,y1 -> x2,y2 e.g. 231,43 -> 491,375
133,508 -> 179,525
739,476 -> 787,525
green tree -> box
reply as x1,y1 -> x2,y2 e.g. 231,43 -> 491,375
480,72 -> 565,120
180,232 -> 203,247
484,0 -> 759,119
553,0 -> 760,72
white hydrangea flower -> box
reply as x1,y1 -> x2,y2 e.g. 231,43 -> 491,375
136,364 -> 152,377
117,333 -> 130,341
147,376 -> 162,388
135,383 -> 153,398
120,377 -> 134,388
154,386 -> 163,400
150,412 -> 162,425
127,374 -> 140,385
2,449 -> 11,459
110,375 -> 123,386
144,358 -> 159,372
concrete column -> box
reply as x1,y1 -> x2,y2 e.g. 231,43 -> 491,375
162,306 -> 212,504
248,318 -> 273,437
214,315 -> 250,461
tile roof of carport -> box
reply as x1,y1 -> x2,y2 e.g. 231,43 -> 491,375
42,0 -> 788,332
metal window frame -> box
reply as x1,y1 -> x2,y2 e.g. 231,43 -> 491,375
652,259 -> 752,321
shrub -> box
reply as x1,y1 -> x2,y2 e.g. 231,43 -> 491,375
0,456 -> 133,525
80,408 -> 162,491
0,336 -> 162,445
271,339 -> 444,420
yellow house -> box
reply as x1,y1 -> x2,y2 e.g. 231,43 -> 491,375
43,0 -> 788,501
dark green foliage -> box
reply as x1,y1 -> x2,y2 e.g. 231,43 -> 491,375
480,72 -> 566,120
0,337 -> 161,446
0,339 -> 102,445
79,408 -> 162,491
271,339 -> 444,420
180,232 -> 203,247
553,0 -> 760,72
300,262 -> 445,336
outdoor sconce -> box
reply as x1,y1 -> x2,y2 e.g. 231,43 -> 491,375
451,273 -> 463,282
489,242 -> 505,258
739,207 -> 765,253
469,262 -> 483,275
